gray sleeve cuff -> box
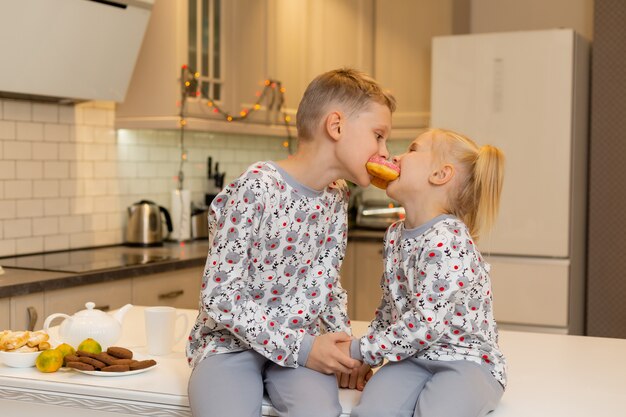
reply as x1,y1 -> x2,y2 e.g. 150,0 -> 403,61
297,334 -> 315,366
350,338 -> 363,361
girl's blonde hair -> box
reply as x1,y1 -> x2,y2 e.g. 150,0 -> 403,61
429,128 -> 505,241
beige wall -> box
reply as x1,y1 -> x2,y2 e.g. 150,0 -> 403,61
470,0 -> 594,40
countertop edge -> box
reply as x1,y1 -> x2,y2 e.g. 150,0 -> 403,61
0,258 -> 206,298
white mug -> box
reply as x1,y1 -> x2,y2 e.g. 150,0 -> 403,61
144,306 -> 189,356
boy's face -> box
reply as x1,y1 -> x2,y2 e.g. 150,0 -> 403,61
386,132 -> 435,202
336,102 -> 392,187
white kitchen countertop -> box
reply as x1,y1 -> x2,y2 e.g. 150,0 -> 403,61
1,307 -> 626,416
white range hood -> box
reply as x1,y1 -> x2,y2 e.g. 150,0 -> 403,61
0,0 -> 153,103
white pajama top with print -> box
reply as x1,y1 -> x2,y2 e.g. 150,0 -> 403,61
186,161 -> 351,368
351,214 -> 507,387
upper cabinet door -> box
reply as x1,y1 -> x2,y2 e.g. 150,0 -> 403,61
375,0 -> 456,131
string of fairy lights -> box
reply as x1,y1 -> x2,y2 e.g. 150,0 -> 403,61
177,64 -> 294,153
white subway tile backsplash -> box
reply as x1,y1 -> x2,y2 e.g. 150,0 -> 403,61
33,180 -> 60,198
3,100 -> 31,121
58,105 -> 75,125
70,197 -> 94,214
0,239 -> 16,256
70,161 -> 94,179
83,144 -> 107,161
59,180 -> 84,197
44,235 -> 69,251
82,108 -> 108,126
44,161 -> 70,179
16,122 -> 44,141
59,216 -> 83,234
5,180 -> 32,199
2,100 -> 289,255
4,141 -> 32,159
33,217 -> 59,236
59,143 -> 83,160
32,142 -> 59,160
74,125 -> 94,143
16,161 -> 43,179
0,161 -> 16,179
84,213 -> 108,232
84,180 -> 107,196
0,200 -> 16,219
16,237 -> 44,255
4,218 -> 32,238
44,198 -> 70,216
16,199 -> 43,218
70,232 -> 95,248
33,103 -> 59,123
0,121 -> 16,140
44,124 -> 71,142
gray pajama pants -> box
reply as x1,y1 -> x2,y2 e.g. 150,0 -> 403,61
188,350 -> 342,417
352,358 -> 504,417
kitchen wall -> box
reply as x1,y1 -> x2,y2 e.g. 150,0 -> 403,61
0,99 -> 288,257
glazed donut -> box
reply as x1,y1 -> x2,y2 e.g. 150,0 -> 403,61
366,156 -> 400,189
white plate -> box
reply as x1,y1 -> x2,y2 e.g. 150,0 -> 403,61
71,362 -> 157,377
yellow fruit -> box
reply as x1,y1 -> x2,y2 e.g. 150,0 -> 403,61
35,349 -> 63,373
77,338 -> 102,354
55,343 -> 76,365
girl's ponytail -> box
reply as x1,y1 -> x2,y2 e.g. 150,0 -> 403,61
473,145 -> 505,240
430,129 -> 505,241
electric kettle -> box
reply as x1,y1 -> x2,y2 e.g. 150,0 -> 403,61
125,200 -> 173,246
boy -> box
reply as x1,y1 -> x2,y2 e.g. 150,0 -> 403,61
187,68 -> 396,417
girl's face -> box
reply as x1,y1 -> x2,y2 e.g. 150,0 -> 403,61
337,102 -> 392,187
386,132 -> 436,202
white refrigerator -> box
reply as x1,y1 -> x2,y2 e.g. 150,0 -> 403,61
430,29 -> 589,334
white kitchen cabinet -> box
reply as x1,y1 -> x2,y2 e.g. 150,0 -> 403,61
487,256 -> 570,330
374,0 -> 457,134
132,267 -> 203,309
116,0 -> 460,137
10,293 -> 45,331
44,280 -> 133,320
0,298 -> 9,330
353,241 -> 385,322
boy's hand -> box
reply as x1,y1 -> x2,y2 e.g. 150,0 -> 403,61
336,363 -> 373,391
305,332 -> 360,374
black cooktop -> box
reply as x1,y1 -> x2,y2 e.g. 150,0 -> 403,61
0,249 -> 174,273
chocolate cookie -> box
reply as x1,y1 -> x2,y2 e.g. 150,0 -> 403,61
111,358 -> 135,366
94,352 -> 118,366
101,364 -> 130,372
78,356 -> 106,369
76,350 -> 99,359
107,346 -> 133,359
129,359 -> 157,370
67,361 -> 95,371
64,354 -> 80,364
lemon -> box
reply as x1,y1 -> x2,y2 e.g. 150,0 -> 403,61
55,343 -> 76,365
77,338 -> 102,354
35,349 -> 63,373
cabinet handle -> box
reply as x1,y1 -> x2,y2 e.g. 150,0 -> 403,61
378,249 -> 383,255
158,290 -> 184,299
94,305 -> 110,312
27,306 -> 38,331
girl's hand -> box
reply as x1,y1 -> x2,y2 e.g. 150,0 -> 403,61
305,332 -> 360,374
336,362 -> 373,391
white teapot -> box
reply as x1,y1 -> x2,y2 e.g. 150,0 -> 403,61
43,302 -> 133,348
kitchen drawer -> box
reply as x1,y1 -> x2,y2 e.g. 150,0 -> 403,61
10,292 -> 44,331
132,267 -> 203,309
340,242 -> 356,318
487,256 -> 569,328
0,298 -> 9,330
44,279 -> 133,319
353,242 -> 385,322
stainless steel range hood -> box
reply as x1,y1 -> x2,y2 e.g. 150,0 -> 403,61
0,0 -> 153,103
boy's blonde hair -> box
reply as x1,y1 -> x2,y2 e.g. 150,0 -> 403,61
429,128 -> 505,241
296,68 -> 396,140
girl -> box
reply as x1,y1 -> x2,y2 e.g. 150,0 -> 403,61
350,128 -> 507,417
